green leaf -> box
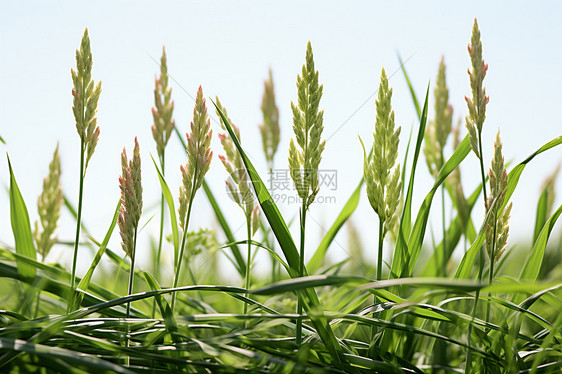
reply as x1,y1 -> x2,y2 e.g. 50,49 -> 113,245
307,178 -> 363,273
404,135 -> 471,276
143,271 -> 180,341
0,135 -> 5,144
151,155 -> 179,267
454,197 -> 500,279
398,54 -> 421,120
520,203 -> 562,281
391,84 -> 429,278
212,99 -> 345,365
501,135 -> 562,212
0,337 -> 135,374
532,181 -> 550,245
203,180 -> 246,277
7,155 -> 36,279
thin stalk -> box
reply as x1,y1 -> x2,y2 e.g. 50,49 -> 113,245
371,218 -> 385,341
486,222 -> 498,332
295,199 -> 307,345
466,131 -> 489,373
243,215 -> 252,317
441,185 -> 447,276
465,246 -> 484,374
125,229 -> 137,365
171,171 -> 198,313
152,154 -> 165,319
155,154 -> 166,282
69,139 -> 85,309
267,164 -> 278,283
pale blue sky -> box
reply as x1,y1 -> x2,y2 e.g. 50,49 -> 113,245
1,1 -> 561,277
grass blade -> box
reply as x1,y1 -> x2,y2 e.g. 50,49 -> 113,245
7,155 -> 36,280
307,179 -> 363,273
391,83 -> 429,278
404,135 -> 471,276
151,155 -> 179,268
501,135 -> 562,211
520,203 -> 562,281
203,180 -> 246,277
398,54 -> 421,119
532,178 -> 551,245
0,337 -> 135,373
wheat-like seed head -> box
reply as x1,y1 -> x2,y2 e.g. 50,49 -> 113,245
363,68 -> 402,234
288,41 -> 326,208
424,57 -> 453,178
465,18 -> 489,160
485,130 -> 511,263
178,86 -> 213,229
71,28 -> 102,171
34,144 -> 63,260
118,137 -> 143,259
151,47 -> 175,160
259,69 -> 280,168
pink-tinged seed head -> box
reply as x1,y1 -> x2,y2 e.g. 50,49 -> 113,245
218,133 -> 225,141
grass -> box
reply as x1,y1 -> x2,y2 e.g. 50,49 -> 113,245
1,20 -> 562,373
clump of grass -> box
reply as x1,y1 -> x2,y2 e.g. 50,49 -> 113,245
69,28 -> 102,309
2,20 -> 562,374
288,41 -> 326,344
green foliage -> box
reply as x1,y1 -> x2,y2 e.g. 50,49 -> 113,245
1,20 -> 562,374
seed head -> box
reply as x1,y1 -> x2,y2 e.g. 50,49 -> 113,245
71,28 -> 102,171
259,69 -> 280,168
118,137 -> 143,258
34,144 -> 63,261
485,130 -> 511,263
363,68 -> 402,235
465,18 -> 489,159
288,41 -> 326,208
152,46 -> 175,159
424,56 -> 453,178
178,86 -> 213,228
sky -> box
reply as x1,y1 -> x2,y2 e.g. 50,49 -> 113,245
1,1 -> 561,279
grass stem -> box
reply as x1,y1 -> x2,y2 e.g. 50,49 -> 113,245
69,139 -> 85,311
296,199 -> 307,345
171,170 -> 197,314
244,215 -> 252,317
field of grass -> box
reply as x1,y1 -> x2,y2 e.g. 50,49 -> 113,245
1,19 -> 561,373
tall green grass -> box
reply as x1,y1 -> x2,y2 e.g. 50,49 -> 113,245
1,21 -> 561,373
